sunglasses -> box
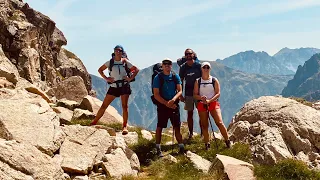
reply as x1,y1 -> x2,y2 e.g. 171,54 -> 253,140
185,52 -> 193,55
163,62 -> 172,66
202,66 -> 210,69
114,49 -> 122,52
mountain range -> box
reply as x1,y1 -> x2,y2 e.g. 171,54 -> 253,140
217,48 -> 320,75
282,53 -> 320,101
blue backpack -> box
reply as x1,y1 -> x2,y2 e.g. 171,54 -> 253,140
150,63 -> 179,106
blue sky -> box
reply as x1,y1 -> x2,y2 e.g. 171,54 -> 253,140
24,0 -> 320,76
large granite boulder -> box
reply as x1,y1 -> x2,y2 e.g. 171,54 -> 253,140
0,139 -> 64,179
54,76 -> 88,103
209,154 -> 256,180
79,95 -> 123,124
56,48 -> 91,92
60,125 -> 113,174
228,96 -> 320,168
0,89 -> 65,156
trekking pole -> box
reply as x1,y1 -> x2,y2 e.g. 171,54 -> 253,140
172,111 -> 175,154
206,105 -> 218,150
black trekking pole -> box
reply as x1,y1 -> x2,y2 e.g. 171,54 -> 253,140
206,105 -> 218,150
172,111 -> 175,154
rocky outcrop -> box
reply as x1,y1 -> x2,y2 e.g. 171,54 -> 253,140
0,0 -> 91,93
0,88 -> 65,156
101,148 -> 137,179
0,77 -> 14,88
54,76 -> 88,103
313,101 -> 320,110
79,95 -> 123,124
53,106 -> 73,125
0,139 -> 64,179
59,125 -> 113,174
282,53 -> 320,101
56,48 -> 91,92
228,96 -> 320,168
0,45 -> 19,85
186,151 -> 212,173
209,154 -> 256,180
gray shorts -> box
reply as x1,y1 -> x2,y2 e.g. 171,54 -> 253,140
184,96 -> 197,111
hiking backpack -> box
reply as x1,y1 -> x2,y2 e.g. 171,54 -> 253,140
197,77 -> 218,101
150,63 -> 179,105
177,52 -> 200,66
108,54 -> 136,84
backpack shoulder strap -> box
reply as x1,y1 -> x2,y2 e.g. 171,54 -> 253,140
171,71 -> 178,84
109,59 -> 114,72
197,77 -> 201,90
158,72 -> 165,94
211,76 -> 216,87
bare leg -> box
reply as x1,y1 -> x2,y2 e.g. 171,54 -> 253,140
187,110 -> 193,137
199,111 -> 209,143
156,127 -> 163,144
174,126 -> 183,144
210,108 -> 229,140
91,94 -> 116,125
120,94 -> 129,128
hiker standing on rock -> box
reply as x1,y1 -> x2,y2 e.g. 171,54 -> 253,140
193,62 -> 230,149
153,58 -> 184,157
178,48 -> 202,139
90,45 -> 139,135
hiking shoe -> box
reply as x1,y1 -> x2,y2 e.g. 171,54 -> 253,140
225,140 -> 231,148
205,143 -> 211,150
157,149 -> 164,158
122,126 -> 128,135
178,146 -> 185,155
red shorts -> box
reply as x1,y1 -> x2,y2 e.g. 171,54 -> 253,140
197,101 -> 220,112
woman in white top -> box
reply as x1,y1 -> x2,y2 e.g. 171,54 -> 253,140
91,45 -> 139,135
193,62 -> 230,149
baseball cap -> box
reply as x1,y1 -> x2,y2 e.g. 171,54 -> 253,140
201,62 -> 211,68
162,58 -> 172,64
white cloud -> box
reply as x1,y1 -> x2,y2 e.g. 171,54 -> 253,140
99,0 -> 231,35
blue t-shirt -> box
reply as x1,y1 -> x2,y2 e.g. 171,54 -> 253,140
152,73 -> 182,101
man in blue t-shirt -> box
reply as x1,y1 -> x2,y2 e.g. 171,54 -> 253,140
152,58 -> 184,157
179,48 -> 202,139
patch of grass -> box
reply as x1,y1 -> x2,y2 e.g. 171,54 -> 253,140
290,97 -> 313,107
106,123 -> 123,132
121,175 -> 137,180
70,118 -> 91,126
185,135 -> 252,163
254,159 -> 320,180
145,156 -> 217,180
129,137 -> 157,166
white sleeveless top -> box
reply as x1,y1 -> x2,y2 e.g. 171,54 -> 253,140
199,76 -> 215,99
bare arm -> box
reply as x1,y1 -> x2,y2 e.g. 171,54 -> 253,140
129,66 -> 139,81
193,80 -> 201,100
172,84 -> 182,102
208,78 -> 220,103
153,88 -> 168,105
98,64 -> 108,81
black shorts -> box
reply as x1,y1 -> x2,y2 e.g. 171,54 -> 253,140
107,84 -> 131,97
157,104 -> 181,128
